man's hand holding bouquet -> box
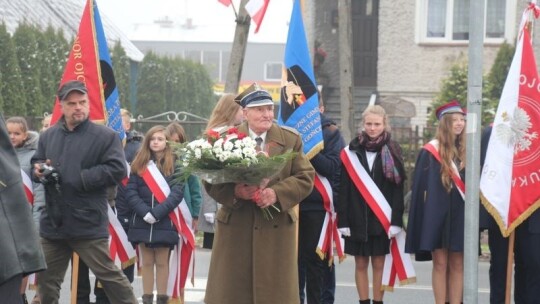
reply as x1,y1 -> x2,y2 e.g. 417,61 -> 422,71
173,127 -> 296,219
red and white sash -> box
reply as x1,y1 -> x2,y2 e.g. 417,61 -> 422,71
107,205 -> 136,269
22,169 -> 36,289
341,146 -> 416,290
140,161 -> 195,302
21,169 -> 34,205
121,160 -> 131,186
423,140 -> 465,200
314,173 -> 345,264
28,273 -> 37,290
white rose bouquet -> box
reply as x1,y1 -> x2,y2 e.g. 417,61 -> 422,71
174,127 -> 296,186
173,127 -> 296,220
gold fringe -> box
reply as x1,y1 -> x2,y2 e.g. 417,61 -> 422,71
28,283 -> 38,291
381,285 -> 394,292
399,277 -> 417,285
168,298 -> 182,304
121,256 -> 137,270
380,277 -> 417,293
305,142 -> 325,160
480,191 -> 540,237
315,247 -> 325,261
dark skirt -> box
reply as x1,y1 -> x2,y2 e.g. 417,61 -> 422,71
344,234 -> 390,256
202,232 -> 215,249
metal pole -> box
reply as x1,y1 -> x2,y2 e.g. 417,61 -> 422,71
464,0 -> 485,303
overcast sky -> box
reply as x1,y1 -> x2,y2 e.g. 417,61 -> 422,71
97,0 -> 293,42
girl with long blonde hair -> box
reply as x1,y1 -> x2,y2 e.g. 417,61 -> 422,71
337,105 -> 406,304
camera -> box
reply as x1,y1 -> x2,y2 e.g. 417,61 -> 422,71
38,163 -> 61,185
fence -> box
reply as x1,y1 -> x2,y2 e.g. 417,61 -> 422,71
132,111 -> 209,141
25,113 -> 433,191
392,126 -> 436,191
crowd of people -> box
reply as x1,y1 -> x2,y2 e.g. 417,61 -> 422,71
1,79 -> 537,304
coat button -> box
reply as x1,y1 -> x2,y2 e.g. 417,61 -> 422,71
254,227 -> 258,230
273,225 -> 278,228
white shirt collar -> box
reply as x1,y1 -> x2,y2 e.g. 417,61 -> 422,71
249,129 -> 267,149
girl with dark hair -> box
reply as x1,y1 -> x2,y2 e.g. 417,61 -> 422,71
126,125 -> 184,304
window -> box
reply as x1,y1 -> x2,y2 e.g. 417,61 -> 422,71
418,0 -> 516,43
264,62 -> 282,81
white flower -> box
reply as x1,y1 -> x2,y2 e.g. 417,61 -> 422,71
194,148 -> 202,159
223,141 -> 234,152
240,137 -> 253,146
201,141 -> 212,150
219,151 -> 232,162
231,149 -> 243,159
213,138 -> 224,149
213,146 -> 223,155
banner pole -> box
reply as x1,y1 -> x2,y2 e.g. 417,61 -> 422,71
505,232 -> 515,304
71,253 -> 80,304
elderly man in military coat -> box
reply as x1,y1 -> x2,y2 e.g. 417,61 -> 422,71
204,84 -> 315,304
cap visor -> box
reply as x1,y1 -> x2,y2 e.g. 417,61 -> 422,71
245,99 -> 274,108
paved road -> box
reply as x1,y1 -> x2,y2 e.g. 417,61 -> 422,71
29,248 -> 494,303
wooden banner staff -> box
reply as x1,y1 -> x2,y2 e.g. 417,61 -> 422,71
504,232 -> 515,304
71,253 -> 80,304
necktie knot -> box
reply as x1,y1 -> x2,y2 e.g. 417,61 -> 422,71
255,137 -> 263,151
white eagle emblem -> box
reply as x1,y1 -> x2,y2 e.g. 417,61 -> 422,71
496,107 -> 538,153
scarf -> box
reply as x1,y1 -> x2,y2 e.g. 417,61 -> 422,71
358,131 -> 402,184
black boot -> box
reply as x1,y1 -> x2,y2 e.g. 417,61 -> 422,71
359,300 -> 371,304
373,301 -> 383,304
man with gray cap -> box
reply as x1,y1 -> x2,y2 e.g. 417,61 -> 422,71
32,80 -> 137,303
203,83 -> 315,304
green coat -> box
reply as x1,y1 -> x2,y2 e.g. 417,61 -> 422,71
0,114 -> 46,285
204,123 -> 315,304
183,174 -> 202,218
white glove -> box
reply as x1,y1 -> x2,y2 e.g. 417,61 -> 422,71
388,225 -> 402,239
338,227 -> 351,237
204,212 -> 215,224
143,212 -> 157,224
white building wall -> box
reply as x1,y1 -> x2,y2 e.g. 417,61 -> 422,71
377,0 -> 507,128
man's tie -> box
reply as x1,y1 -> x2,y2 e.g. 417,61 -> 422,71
255,137 -> 263,152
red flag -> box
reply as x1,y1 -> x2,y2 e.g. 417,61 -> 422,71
480,11 -> 540,236
245,0 -> 270,33
50,0 -> 105,125
50,0 -> 125,144
218,0 -> 232,6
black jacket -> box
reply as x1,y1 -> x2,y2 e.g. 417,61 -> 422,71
116,130 -> 142,227
0,114 -> 46,284
126,167 -> 184,246
300,115 -> 345,212
32,118 -> 127,240
337,137 -> 405,242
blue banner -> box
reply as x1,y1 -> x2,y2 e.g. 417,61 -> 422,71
94,0 -> 125,141
277,0 -> 323,159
